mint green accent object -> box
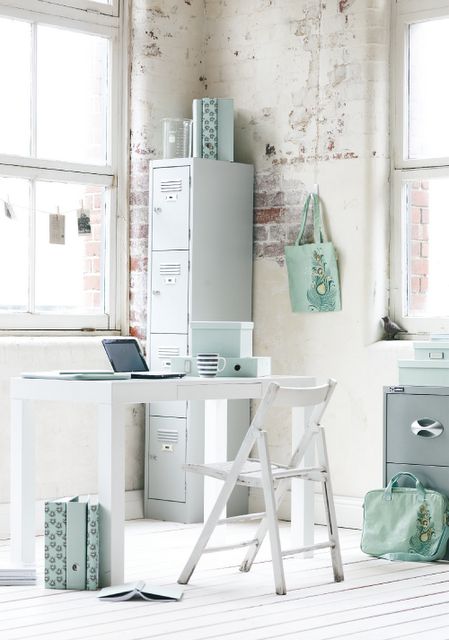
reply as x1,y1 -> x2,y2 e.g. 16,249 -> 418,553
194,98 -> 234,160
398,359 -> 449,386
285,193 -> 341,313
413,341 -> 449,360
86,499 -> 100,591
190,321 -> 253,357
361,472 -> 449,561
202,98 -> 218,159
44,500 -> 68,589
66,498 -> 87,590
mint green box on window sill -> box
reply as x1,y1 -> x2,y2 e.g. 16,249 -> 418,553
398,360 -> 449,386
413,341 -> 449,361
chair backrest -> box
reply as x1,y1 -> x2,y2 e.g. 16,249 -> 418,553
251,379 -> 336,433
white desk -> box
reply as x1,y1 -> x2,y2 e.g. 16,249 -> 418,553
10,374 -> 315,586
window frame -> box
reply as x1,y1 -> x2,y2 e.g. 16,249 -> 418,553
0,0 -> 127,333
390,0 -> 449,335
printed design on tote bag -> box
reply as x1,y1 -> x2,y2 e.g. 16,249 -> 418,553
409,502 -> 435,554
306,250 -> 338,312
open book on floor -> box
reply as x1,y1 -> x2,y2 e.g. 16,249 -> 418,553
98,581 -> 184,602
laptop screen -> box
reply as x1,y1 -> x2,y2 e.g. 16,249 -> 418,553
102,339 -> 149,372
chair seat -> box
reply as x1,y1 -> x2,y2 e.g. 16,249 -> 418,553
185,460 -> 325,487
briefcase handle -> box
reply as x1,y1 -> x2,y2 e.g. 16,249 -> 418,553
383,472 -> 426,502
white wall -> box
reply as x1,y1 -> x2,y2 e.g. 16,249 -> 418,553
0,338 -> 144,537
201,0 -> 404,525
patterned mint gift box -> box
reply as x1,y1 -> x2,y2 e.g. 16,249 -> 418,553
44,501 -> 67,589
193,98 -> 234,161
201,98 -> 218,159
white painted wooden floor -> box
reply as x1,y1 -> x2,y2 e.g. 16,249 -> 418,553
1,520 -> 449,640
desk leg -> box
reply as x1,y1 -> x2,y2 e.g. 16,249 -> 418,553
291,406 -> 314,557
98,402 -> 125,587
10,399 -> 35,565
203,399 -> 228,521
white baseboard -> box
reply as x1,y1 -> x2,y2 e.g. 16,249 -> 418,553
0,489 -> 144,540
314,494 -> 363,530
250,492 -> 363,530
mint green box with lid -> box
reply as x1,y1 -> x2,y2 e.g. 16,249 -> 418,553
190,321 -> 253,357
398,360 -> 449,385
413,341 -> 449,361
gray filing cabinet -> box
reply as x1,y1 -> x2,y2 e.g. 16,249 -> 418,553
384,385 -> 449,557
144,158 -> 254,523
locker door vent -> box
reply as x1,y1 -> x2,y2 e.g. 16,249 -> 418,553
158,346 -> 181,357
157,429 -> 179,443
160,180 -> 183,193
160,263 -> 181,276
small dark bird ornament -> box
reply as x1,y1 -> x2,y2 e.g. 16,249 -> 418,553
381,316 -> 407,340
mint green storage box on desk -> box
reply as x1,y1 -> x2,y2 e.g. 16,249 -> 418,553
190,321 -> 253,357
398,360 -> 449,386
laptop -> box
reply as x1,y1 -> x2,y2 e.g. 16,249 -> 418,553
102,338 -> 186,379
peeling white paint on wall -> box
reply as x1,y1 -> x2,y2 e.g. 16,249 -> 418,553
128,0 -> 406,524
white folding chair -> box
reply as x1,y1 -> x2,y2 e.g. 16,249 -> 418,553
177,379 -> 344,595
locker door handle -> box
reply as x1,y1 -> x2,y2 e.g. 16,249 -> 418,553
152,290 -> 161,295
153,207 -> 162,214
411,418 -> 443,438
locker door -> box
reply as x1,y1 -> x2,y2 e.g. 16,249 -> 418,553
152,166 -> 190,250
148,416 -> 186,503
150,251 -> 189,333
149,334 -> 188,417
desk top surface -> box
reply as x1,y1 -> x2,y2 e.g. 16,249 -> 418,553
11,374 -> 315,404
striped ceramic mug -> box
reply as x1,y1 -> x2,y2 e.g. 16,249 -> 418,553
196,353 -> 226,378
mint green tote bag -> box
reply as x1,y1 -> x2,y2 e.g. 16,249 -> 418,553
285,193 -> 341,313
361,472 -> 449,562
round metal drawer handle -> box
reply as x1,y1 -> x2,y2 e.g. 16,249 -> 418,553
410,418 -> 443,438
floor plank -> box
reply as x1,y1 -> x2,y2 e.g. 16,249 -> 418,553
0,521 -> 448,640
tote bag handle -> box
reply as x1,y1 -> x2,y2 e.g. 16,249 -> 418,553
295,193 -> 328,246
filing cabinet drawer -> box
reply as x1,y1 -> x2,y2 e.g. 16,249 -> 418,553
152,166 -> 190,250
148,416 -> 186,503
386,462 -> 449,496
149,333 -> 187,418
150,251 -> 189,334
385,393 -> 449,466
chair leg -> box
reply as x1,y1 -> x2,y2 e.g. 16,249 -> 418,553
239,477 -> 289,573
240,427 -> 316,573
257,430 -> 286,595
178,424 -> 259,585
317,426 -> 344,582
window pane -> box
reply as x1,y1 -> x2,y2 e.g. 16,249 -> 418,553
36,26 -> 109,165
0,177 -> 30,311
406,178 -> 449,317
0,17 -> 31,156
35,181 -> 105,314
409,19 -> 449,159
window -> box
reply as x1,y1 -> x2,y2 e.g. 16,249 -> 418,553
391,1 -> 449,334
0,0 -> 125,330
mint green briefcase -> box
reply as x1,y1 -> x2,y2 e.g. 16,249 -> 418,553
361,472 -> 449,562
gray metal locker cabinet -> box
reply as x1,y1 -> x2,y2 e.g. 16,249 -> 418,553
384,385 -> 449,559
144,158 -> 254,523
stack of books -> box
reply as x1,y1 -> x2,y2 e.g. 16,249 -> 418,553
0,564 -> 36,586
44,496 -> 99,591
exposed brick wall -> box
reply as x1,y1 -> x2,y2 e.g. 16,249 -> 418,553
82,186 -> 103,310
409,181 -> 429,313
202,0 -> 389,262
128,0 -> 204,340
128,0 -> 390,334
